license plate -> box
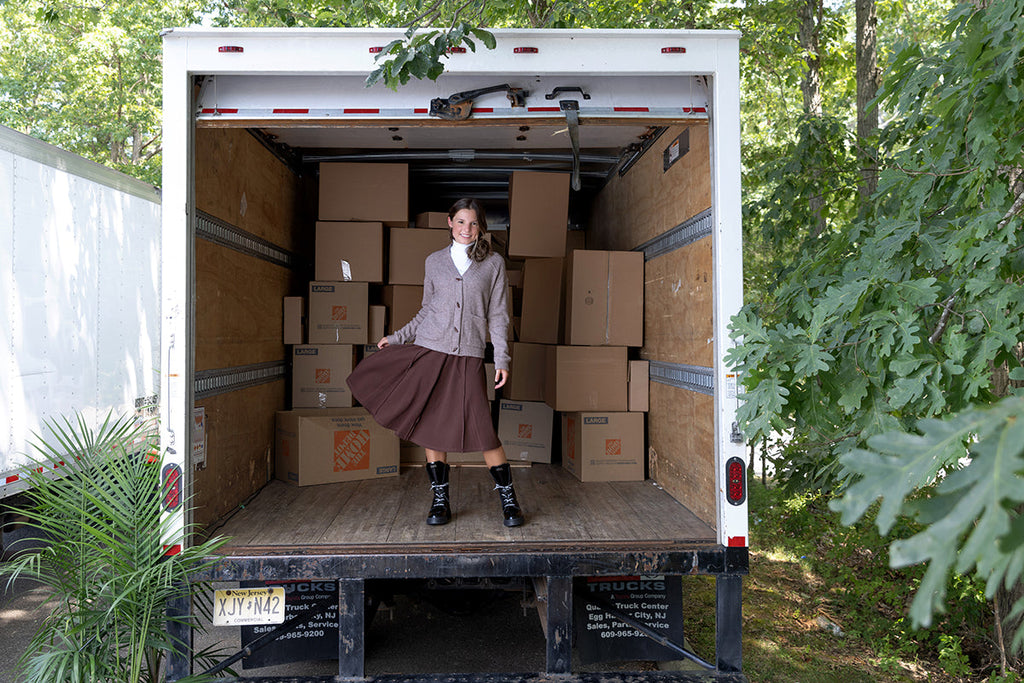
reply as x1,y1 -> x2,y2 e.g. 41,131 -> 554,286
213,587 -> 286,626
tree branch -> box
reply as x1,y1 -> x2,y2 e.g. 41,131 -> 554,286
928,294 -> 957,345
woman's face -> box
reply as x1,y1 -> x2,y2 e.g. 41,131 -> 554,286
449,208 -> 481,245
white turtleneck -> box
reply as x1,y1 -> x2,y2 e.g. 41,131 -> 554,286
450,241 -> 472,275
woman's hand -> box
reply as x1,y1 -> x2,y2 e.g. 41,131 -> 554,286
377,337 -> 390,349
494,368 -> 508,389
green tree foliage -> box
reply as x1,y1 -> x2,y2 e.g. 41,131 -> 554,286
0,1 -> 208,185
729,0 -> 1024,642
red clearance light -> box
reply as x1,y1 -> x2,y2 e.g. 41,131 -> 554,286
218,46 -> 244,53
661,47 -> 687,54
725,456 -> 746,505
447,47 -> 467,54
514,47 -> 539,54
368,46 -> 383,54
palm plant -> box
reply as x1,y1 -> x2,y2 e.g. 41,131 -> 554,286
0,412 -> 228,683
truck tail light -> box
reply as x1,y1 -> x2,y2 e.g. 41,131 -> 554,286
725,456 -> 746,505
514,47 -> 539,54
661,47 -> 686,54
369,46 -> 383,54
218,46 -> 244,53
447,47 -> 467,54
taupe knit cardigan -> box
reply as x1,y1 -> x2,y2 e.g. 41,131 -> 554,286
388,247 -> 510,370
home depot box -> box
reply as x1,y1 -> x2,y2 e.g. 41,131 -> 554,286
629,360 -> 650,412
283,296 -> 304,345
308,281 -> 369,344
291,345 -> 356,408
388,228 -> 452,285
382,285 -> 423,334
519,257 -> 564,344
507,171 -> 570,258
545,346 -> 628,412
368,305 -> 386,343
275,408 -> 399,486
561,412 -> 645,482
565,250 -> 644,347
314,221 -> 384,283
507,342 -> 548,401
318,163 -> 408,224
415,212 -> 449,229
498,400 -> 554,463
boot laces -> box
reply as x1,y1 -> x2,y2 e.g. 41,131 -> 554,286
431,482 -> 448,506
494,483 -> 517,508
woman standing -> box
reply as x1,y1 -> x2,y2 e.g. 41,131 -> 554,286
346,198 -> 524,527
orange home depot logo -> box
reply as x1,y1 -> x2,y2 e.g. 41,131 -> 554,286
605,439 -> 622,456
331,305 -> 348,321
333,430 -> 370,472
566,417 -> 576,461
315,368 -> 331,384
518,423 -> 533,439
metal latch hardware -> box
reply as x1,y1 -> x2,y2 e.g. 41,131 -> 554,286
429,84 -> 528,121
545,86 -> 591,100
560,100 -> 582,191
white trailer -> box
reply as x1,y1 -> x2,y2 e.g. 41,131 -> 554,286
161,27 -> 747,682
0,125 -> 161,502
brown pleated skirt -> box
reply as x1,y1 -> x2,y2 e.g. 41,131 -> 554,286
346,344 -> 500,453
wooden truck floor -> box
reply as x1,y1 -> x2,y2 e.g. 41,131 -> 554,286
212,464 -> 716,551
178,466 -> 745,681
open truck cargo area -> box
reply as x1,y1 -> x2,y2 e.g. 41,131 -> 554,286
161,28 -> 747,681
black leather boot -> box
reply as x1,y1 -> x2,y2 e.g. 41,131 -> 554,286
425,461 -> 451,525
489,463 -> 524,527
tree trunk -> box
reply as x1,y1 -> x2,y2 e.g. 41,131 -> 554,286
855,0 -> 880,198
799,0 -> 825,236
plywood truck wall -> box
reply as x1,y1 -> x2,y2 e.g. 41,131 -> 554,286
192,128 -> 308,527
590,123 -> 716,526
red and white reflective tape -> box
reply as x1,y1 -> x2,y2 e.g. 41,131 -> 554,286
198,106 -> 707,119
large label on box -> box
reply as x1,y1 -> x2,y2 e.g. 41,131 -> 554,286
240,580 -> 339,669
574,575 -> 684,664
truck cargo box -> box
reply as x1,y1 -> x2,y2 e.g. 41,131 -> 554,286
161,27 -> 747,681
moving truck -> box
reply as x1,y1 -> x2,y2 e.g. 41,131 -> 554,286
160,27 -> 748,681
0,125 -> 161,515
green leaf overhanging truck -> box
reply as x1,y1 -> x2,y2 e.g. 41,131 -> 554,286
159,27 -> 748,682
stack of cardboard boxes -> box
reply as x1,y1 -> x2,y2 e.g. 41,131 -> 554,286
503,172 -> 650,482
276,164 -> 649,487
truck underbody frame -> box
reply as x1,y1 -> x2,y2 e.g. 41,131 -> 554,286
167,545 -> 747,681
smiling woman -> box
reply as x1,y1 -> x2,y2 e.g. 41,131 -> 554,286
347,196 -> 523,528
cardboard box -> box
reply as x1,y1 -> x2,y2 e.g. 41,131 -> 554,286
565,250 -> 644,347
382,285 -> 423,334
415,212 -> 449,229
507,342 -> 548,401
519,257 -> 564,344
291,345 -> 356,408
561,412 -> 645,482
628,360 -> 650,412
319,163 -> 408,224
508,171 -> 570,258
308,281 -> 369,344
498,400 -> 554,463
565,229 -> 586,255
545,346 -> 628,412
276,408 -> 399,486
388,228 -> 452,285
369,305 -> 386,343
283,296 -> 304,345
314,221 -> 384,283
